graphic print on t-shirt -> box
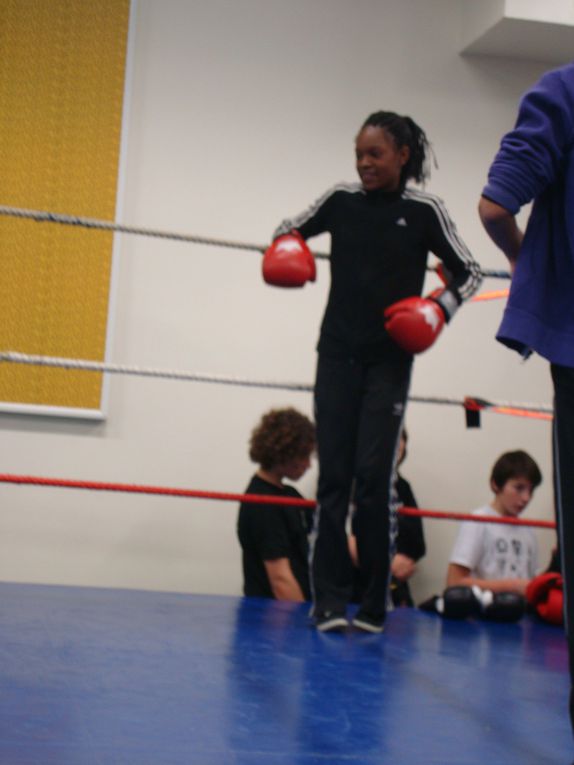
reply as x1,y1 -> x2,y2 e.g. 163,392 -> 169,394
494,535 -> 528,577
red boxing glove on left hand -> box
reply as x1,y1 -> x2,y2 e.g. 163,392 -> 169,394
384,295 -> 445,354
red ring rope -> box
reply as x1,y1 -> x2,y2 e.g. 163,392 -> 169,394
0,473 -> 555,529
399,506 -> 554,529
470,288 -> 509,303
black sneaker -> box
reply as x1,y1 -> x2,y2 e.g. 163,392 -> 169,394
352,611 -> 385,634
315,612 -> 349,632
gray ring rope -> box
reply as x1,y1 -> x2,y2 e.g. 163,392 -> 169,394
0,351 -> 552,414
0,203 -> 510,278
0,204 -> 320,257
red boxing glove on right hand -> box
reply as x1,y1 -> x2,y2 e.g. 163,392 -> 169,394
384,295 -> 445,354
262,232 -> 316,288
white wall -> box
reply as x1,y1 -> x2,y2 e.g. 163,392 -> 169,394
0,0 -> 559,603
507,0 -> 574,24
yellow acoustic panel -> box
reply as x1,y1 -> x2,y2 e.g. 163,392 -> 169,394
0,0 -> 131,412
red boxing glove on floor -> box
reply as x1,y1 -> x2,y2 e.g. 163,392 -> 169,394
384,294 -> 446,354
262,232 -> 316,288
526,572 -> 564,626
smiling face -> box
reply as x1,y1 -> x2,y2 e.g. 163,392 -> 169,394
491,476 -> 535,518
355,125 -> 410,192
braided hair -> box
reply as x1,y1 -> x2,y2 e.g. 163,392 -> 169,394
360,111 -> 434,187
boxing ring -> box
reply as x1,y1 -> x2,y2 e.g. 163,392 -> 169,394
0,201 -> 571,765
0,581 -> 570,764
2,3 -> 571,761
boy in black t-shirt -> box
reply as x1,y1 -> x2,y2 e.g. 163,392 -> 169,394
237,408 -> 315,601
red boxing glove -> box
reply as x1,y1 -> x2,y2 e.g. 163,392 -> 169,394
526,572 -> 564,626
384,294 -> 446,354
262,232 -> 316,288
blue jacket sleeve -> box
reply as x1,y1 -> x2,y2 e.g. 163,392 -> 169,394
483,67 -> 574,213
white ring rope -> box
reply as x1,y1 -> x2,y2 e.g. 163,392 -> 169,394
0,204 -> 270,254
0,351 -> 552,415
0,351 -> 312,392
0,203 -> 510,279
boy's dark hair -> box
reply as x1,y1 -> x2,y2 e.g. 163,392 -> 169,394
249,408 -> 316,470
490,450 -> 542,490
361,111 -> 433,187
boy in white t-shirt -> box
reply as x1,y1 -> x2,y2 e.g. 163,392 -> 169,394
447,450 -> 542,596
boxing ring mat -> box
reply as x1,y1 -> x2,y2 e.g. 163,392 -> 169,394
0,582 -> 570,764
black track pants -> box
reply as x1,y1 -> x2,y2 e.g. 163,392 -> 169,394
551,363 -> 574,733
311,354 -> 412,619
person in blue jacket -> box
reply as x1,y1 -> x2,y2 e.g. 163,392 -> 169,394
479,61 -> 574,737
